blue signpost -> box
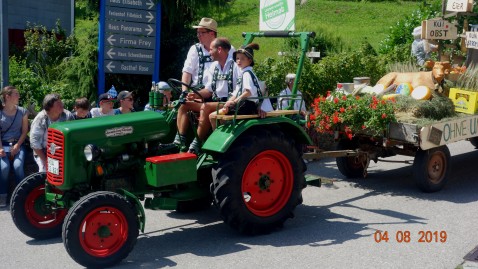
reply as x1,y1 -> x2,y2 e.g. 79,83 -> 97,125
98,0 -> 161,95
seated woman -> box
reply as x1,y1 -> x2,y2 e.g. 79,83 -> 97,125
0,86 -> 29,207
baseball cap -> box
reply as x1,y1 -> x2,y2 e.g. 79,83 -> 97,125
98,93 -> 115,102
117,90 -> 133,100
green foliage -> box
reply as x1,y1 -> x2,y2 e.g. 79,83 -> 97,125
8,56 -> 46,109
23,21 -> 77,81
378,0 -> 441,54
58,23 -> 99,105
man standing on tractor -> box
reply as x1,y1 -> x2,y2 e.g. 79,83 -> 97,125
174,18 -> 234,151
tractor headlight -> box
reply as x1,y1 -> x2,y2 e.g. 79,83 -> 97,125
84,144 -> 101,161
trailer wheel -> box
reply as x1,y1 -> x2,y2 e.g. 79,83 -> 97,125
469,137 -> 478,148
212,130 -> 306,235
413,146 -> 450,192
10,172 -> 67,239
62,191 -> 139,268
336,139 -> 365,178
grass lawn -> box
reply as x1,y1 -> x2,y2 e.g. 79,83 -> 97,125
216,0 -> 421,60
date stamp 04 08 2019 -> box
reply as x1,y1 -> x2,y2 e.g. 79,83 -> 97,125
374,230 -> 448,243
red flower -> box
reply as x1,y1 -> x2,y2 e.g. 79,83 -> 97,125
340,107 -> 345,113
341,95 -> 347,100
333,97 -> 339,104
381,113 -> 387,119
333,115 -> 339,124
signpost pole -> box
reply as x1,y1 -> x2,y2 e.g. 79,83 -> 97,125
153,0 -> 161,83
1,1 -> 9,87
98,0 -> 106,96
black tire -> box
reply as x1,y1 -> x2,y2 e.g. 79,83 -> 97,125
212,129 -> 306,235
336,138 -> 365,178
469,137 -> 478,148
10,172 -> 67,239
413,146 -> 451,193
62,191 -> 139,268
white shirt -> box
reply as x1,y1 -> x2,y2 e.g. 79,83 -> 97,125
90,107 -> 115,118
232,66 -> 260,103
203,59 -> 240,98
182,43 -> 235,87
277,87 -> 306,112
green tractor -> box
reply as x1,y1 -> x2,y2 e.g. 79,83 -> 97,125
10,31 -> 318,268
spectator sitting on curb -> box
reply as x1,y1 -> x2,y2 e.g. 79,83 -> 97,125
114,91 -> 135,114
73,97 -> 92,120
90,93 -> 115,118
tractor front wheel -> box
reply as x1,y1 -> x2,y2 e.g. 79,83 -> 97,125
62,191 -> 139,268
212,130 -> 305,235
10,172 -> 67,239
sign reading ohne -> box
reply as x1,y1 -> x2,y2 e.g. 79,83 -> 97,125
420,114 -> 478,150
106,0 -> 156,11
104,47 -> 154,62
106,6 -> 155,23
104,60 -> 154,74
106,21 -> 155,36
105,34 -> 155,49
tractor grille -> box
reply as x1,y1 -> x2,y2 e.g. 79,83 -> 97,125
46,128 -> 65,185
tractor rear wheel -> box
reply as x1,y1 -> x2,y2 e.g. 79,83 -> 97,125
62,191 -> 139,268
10,172 -> 67,239
212,130 -> 306,235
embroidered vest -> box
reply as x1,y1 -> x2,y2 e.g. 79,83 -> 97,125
195,43 -> 213,85
236,70 -> 262,102
211,62 -> 235,100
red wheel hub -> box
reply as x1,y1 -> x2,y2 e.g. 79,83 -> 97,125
242,150 -> 294,217
24,185 -> 67,228
79,206 -> 129,257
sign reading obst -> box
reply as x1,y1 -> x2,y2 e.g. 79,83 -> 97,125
422,19 -> 458,40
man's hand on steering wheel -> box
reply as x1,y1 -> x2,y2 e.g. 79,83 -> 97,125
167,78 -> 205,103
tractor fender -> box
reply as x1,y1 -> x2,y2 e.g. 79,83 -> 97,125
117,189 -> 146,233
202,117 -> 312,154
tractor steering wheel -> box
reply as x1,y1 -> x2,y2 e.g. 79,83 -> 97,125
167,78 -> 205,103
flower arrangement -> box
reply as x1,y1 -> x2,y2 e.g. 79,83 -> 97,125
309,92 -> 397,139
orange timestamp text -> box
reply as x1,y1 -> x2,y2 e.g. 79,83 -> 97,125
374,230 -> 447,243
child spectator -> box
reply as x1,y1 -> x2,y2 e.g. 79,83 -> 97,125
90,93 -> 115,118
114,91 -> 135,114
73,97 -> 92,120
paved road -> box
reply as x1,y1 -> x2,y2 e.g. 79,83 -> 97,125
1,140 -> 478,268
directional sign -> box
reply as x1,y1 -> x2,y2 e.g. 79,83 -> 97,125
104,60 -> 154,74
106,6 -> 155,23
104,47 -> 154,62
105,34 -> 155,49
106,21 -> 155,36
106,0 -> 156,10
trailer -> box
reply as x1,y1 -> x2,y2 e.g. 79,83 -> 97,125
304,113 -> 478,192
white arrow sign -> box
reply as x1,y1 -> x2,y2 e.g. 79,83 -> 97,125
145,24 -> 154,36
107,35 -> 117,46
107,48 -> 116,59
106,61 -> 116,72
146,0 -> 154,10
146,12 -> 154,23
